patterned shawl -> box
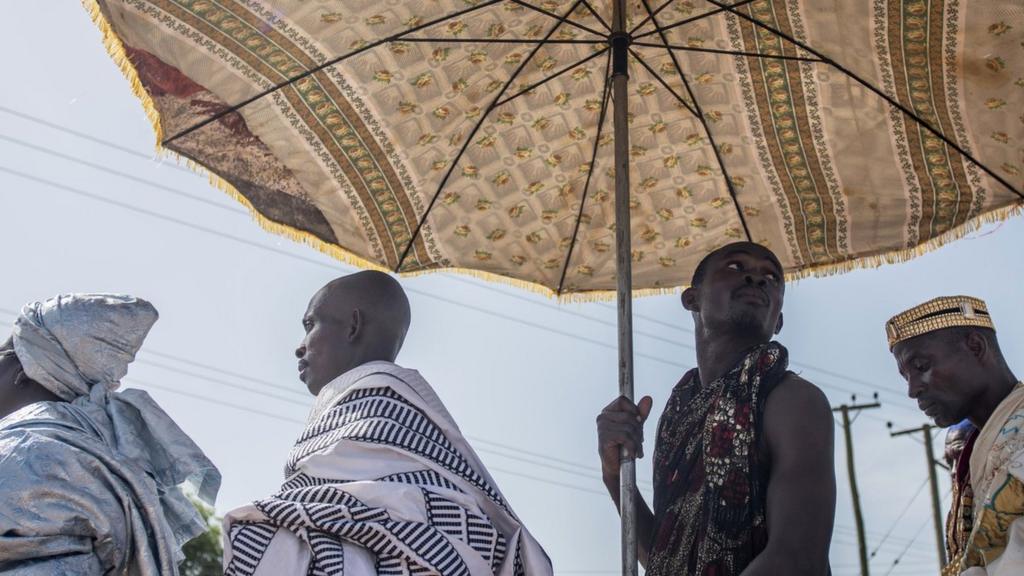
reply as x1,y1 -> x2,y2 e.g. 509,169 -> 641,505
647,342 -> 789,576
948,383 -> 1024,575
223,361 -> 552,576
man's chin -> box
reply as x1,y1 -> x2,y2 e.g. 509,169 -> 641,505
726,312 -> 771,336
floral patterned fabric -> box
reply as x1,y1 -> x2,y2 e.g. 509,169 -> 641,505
950,384 -> 1024,575
648,341 -> 788,575
87,0 -> 1023,296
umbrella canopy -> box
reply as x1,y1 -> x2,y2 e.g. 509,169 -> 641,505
85,0 -> 1022,299
85,2 -> 1022,574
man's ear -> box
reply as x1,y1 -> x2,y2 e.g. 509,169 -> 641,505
965,330 -> 989,363
682,287 -> 699,312
775,311 -> 784,335
349,309 -> 362,341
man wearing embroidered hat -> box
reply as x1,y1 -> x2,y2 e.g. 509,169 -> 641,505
886,296 -> 1023,576
0,294 -> 220,575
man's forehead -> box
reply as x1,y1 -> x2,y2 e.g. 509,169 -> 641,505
305,287 -> 333,317
892,333 -> 939,362
716,244 -> 782,271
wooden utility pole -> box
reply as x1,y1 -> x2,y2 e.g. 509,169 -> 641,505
889,423 -> 947,568
833,396 -> 881,576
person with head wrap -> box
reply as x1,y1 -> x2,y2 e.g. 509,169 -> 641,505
886,296 -> 1023,576
0,293 -> 220,575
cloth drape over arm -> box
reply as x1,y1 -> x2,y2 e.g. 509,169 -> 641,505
223,361 -> 552,576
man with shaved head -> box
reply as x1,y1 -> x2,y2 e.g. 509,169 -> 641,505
223,271 -> 551,576
596,242 -> 835,575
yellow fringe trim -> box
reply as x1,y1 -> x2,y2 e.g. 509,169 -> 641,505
82,0 -> 163,145
783,200 -> 1024,284
81,0 -> 1023,304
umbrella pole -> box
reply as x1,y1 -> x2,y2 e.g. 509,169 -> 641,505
611,2 -> 637,575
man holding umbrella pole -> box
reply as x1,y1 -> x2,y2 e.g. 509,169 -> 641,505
597,242 -> 835,575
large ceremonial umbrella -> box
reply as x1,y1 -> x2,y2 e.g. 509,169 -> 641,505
85,0 -> 1022,573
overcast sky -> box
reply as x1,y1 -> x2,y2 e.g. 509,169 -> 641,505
2,4 -> 1022,576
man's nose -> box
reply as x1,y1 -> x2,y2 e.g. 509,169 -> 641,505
744,274 -> 767,287
295,345 -> 305,359
907,378 -> 924,399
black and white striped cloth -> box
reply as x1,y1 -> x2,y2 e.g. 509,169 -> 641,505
223,362 -> 551,576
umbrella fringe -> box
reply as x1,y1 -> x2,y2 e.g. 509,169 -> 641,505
785,201 -> 1024,284
81,0 -> 395,275
82,0 -> 1023,303
82,0 -> 164,146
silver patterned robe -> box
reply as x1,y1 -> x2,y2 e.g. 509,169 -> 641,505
0,294 -> 220,575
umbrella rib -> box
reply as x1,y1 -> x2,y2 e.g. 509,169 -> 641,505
395,37 -> 602,44
633,41 -> 822,62
557,52 -> 613,296
162,0 -> 504,146
639,0 -> 752,241
634,0 -> 760,41
495,47 -> 609,108
703,0 -> 1023,199
627,48 -> 698,118
629,0 -> 675,36
579,0 -> 612,33
395,0 -> 590,272
506,0 -> 607,39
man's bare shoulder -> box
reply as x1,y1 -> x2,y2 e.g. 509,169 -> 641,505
762,372 -> 834,464
767,373 -> 830,412
764,372 -> 833,434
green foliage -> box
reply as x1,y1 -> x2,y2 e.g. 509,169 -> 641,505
180,497 -> 223,576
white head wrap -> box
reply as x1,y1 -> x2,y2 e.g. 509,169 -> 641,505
9,293 -> 220,562
13,294 -> 157,400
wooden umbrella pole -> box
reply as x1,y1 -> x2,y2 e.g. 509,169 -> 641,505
611,1 -> 637,575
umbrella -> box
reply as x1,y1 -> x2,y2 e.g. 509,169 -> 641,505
84,0 -> 1023,573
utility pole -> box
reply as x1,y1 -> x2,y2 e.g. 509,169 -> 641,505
833,395 -> 881,576
888,422 -> 947,568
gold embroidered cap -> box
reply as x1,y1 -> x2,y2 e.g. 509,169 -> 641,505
886,296 -> 995,350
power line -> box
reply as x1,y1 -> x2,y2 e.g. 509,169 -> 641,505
0,165 -> 692,372
0,299 -> 887,548
869,476 -> 930,561
592,299 -> 912,399
138,357 -> 311,406
0,132 -> 243,215
0,109 -> 919,409
0,309 -> 653,490
0,105 -> 193,173
882,514 -> 936,576
0,116 -> 928,491
127,378 -> 613,497
114,336 -> 901,544
0,307 -> 656,490
0,306 -> 309,402
882,490 -> 952,575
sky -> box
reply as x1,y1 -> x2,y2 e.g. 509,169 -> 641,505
1,4 -> 1022,576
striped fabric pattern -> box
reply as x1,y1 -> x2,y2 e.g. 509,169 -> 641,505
286,386 -> 511,517
254,484 -> 471,576
223,366 -> 549,575
423,489 -> 507,571
225,523 -> 279,576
